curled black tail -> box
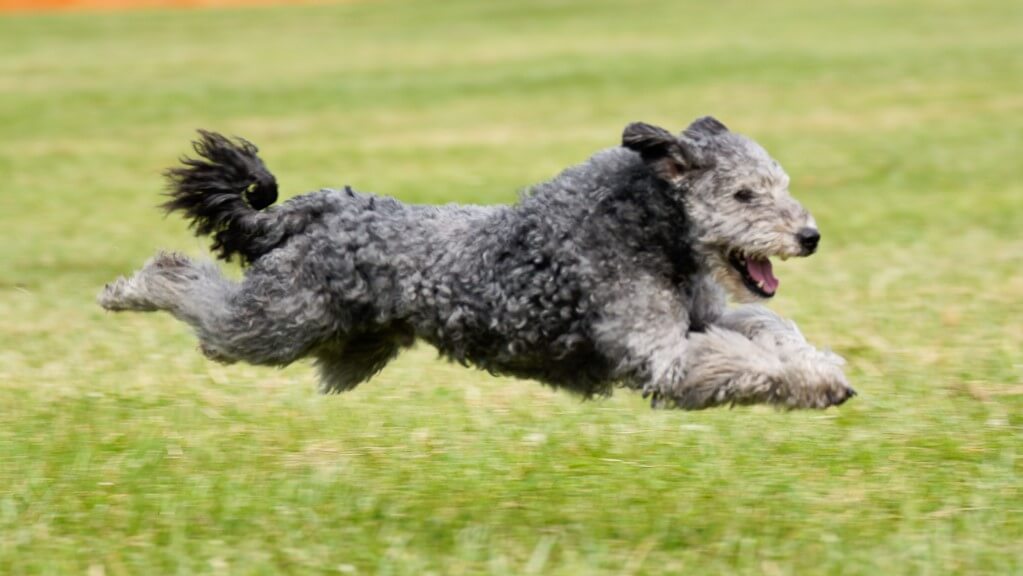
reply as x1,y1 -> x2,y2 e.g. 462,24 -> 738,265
163,130 -> 281,263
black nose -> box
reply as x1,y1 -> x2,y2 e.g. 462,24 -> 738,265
797,227 -> 820,254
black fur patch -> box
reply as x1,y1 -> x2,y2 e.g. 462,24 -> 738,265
685,116 -> 729,138
163,130 -> 279,263
622,121 -> 699,182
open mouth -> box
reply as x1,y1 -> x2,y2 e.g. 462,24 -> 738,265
728,252 -> 779,298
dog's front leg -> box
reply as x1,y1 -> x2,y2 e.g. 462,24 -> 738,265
715,304 -> 813,352
651,325 -> 851,410
714,305 -> 856,409
660,326 -> 787,409
593,275 -> 694,401
594,276 -> 786,409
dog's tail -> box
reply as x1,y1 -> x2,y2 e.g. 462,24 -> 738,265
163,130 -> 283,264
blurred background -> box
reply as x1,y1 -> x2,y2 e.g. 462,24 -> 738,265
1,0 -> 1020,573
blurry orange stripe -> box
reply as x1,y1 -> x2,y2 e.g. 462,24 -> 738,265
0,0 -> 314,12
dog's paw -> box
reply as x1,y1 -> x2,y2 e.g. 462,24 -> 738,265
780,351 -> 856,409
97,277 -> 131,310
812,370 -> 857,408
97,276 -> 157,312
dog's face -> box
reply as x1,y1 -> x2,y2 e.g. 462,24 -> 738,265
622,117 -> 819,301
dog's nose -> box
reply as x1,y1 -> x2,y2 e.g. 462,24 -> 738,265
797,227 -> 820,254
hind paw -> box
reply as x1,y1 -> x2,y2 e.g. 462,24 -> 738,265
97,276 -> 157,312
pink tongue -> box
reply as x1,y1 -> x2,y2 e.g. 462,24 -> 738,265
746,257 -> 779,294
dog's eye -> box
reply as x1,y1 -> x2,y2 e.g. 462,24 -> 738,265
733,189 -> 755,203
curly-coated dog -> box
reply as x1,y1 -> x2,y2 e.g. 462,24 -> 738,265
99,116 -> 855,409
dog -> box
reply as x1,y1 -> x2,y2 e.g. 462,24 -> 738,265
99,117 -> 855,409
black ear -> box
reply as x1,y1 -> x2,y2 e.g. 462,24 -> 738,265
622,122 -> 696,184
685,116 -> 729,138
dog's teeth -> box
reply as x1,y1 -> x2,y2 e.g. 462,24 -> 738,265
756,280 -> 765,289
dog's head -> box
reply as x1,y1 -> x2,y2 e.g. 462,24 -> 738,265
622,117 -> 819,302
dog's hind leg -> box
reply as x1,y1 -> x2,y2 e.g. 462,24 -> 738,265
99,252 -> 230,315
99,252 -> 335,366
314,326 -> 415,393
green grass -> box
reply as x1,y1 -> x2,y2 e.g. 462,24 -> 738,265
2,0 -> 1022,573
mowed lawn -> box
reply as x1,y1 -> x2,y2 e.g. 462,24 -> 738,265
1,0 -> 1021,573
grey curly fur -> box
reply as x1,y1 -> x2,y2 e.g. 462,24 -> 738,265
99,117 -> 855,410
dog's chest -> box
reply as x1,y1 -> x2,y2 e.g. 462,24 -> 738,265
686,275 -> 727,333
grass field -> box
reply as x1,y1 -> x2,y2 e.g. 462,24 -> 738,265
1,0 -> 1022,573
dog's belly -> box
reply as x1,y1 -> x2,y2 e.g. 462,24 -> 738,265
479,348 -> 615,397
420,325 -> 614,397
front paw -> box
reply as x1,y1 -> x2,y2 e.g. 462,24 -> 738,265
781,351 -> 856,409
818,372 -> 857,407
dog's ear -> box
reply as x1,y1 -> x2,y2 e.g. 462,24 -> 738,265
684,116 -> 729,138
622,122 -> 698,185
